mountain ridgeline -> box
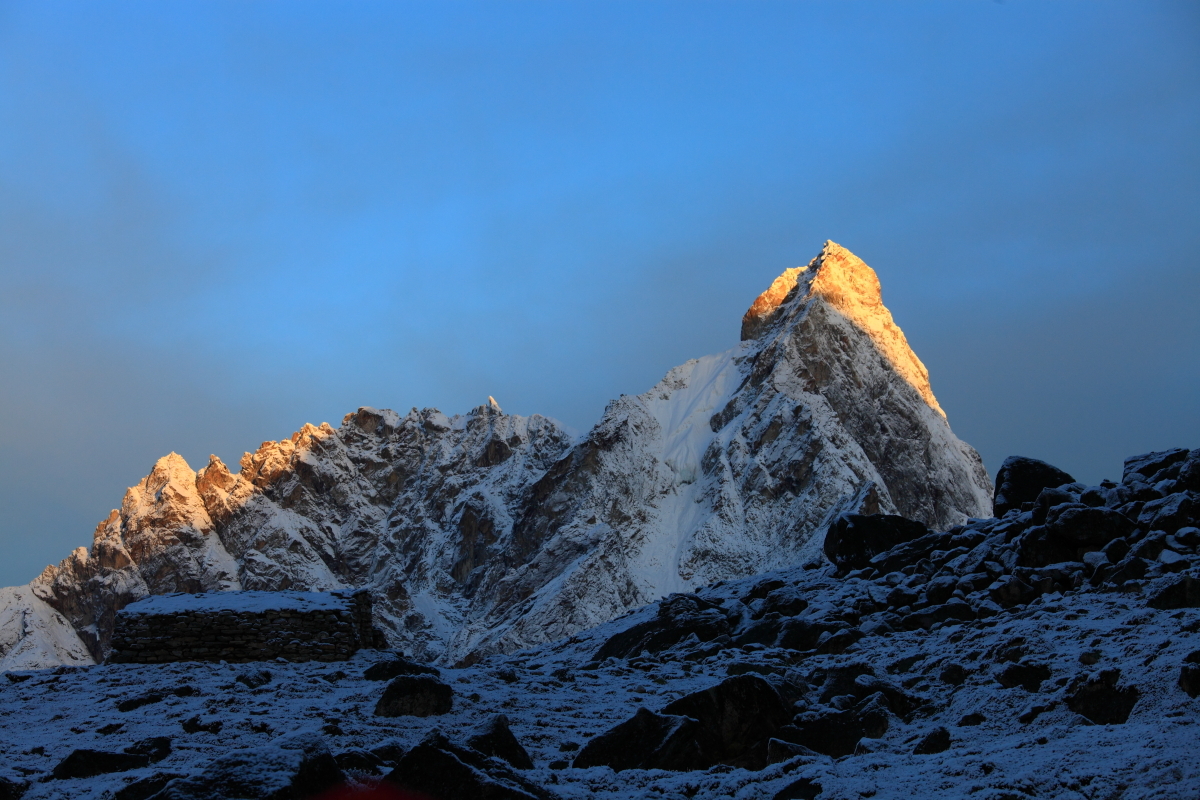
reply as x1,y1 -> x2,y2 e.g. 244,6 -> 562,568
0,242 -> 993,670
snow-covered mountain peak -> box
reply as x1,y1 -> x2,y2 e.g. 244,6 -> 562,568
4,241 -> 991,668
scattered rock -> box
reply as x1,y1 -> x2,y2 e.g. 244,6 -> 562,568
0,775 -> 27,800
363,656 -> 441,681
151,733 -> 342,800
594,593 -> 732,661
373,675 -> 454,717
912,726 -> 950,755
111,773 -> 187,800
995,663 -> 1052,692
1066,670 -> 1140,724
117,692 -> 165,712
125,736 -> 172,763
823,514 -> 929,574
51,749 -> 151,780
386,730 -> 555,800
765,738 -> 822,765
940,664 -> 967,686
1147,575 -> 1200,609
467,714 -> 534,770
1178,665 -> 1200,698
957,713 -> 985,726
181,716 -> 223,734
772,777 -> 823,800
778,693 -> 890,758
235,669 -> 272,689
661,674 -> 792,769
334,748 -> 383,775
994,457 -> 1075,517
572,708 -> 701,772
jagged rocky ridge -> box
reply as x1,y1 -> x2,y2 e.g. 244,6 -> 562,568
0,447 -> 1196,799
1,241 -> 992,668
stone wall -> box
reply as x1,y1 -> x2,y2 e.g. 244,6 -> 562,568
106,590 -> 376,664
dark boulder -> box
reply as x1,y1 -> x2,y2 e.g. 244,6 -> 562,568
661,674 -> 792,769
235,669 -> 273,689
51,749 -> 150,780
824,514 -> 929,574
117,691 -> 165,712
181,716 -> 223,734
0,775 -> 26,800
112,773 -> 187,800
374,675 -> 454,717
593,593 -> 731,661
1177,449 -> 1200,492
387,730 -> 555,800
776,619 -> 847,652
994,457 -> 1075,517
902,601 -> 976,631
363,656 -> 441,681
867,530 -> 956,577
1179,665 -> 1200,698
572,707 -> 701,772
467,714 -> 534,770
989,575 -> 1038,608
1147,575 -> 1200,609
125,736 -> 172,763
152,733 -> 343,800
765,738 -> 822,765
1123,449 -> 1191,485
939,664 -> 967,686
995,663 -> 1052,692
772,777 -> 823,800
957,713 -> 985,726
1138,493 -> 1196,533
759,586 -> 809,617
1066,670 -> 1139,724
778,693 -> 890,758
334,748 -> 384,775
912,726 -> 950,755
1018,506 -> 1135,567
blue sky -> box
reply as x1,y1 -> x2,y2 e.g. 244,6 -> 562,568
1,1 -> 1197,586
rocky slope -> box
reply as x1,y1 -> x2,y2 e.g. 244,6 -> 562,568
4,241 -> 992,668
0,447 -> 1196,800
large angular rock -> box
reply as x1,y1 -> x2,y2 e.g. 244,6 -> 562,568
51,749 -> 150,780
823,514 -> 930,574
661,674 -> 793,770
1123,449 -> 1191,484
1066,670 -> 1140,724
1147,575 -> 1200,609
373,675 -> 453,717
151,733 -> 343,800
572,707 -> 701,772
386,730 -> 555,800
994,457 -> 1075,517
594,593 -> 731,661
777,693 -> 890,758
467,714 -> 534,770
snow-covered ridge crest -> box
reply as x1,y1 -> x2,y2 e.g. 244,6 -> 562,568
3,241 -> 992,668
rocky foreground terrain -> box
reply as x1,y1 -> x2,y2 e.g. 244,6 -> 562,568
0,447 -> 1197,799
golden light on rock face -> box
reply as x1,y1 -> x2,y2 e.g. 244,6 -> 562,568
741,241 -> 945,418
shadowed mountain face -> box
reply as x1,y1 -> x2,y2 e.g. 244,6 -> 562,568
5,242 -> 991,668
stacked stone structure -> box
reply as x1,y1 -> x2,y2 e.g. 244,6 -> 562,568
106,589 -> 376,664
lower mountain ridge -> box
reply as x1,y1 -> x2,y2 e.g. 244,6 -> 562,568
2,241 -> 992,668
0,447 -> 1196,799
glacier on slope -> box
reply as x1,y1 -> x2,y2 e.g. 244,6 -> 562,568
3,241 -> 993,668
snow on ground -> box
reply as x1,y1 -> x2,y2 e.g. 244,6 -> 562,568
1,562 -> 1196,799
